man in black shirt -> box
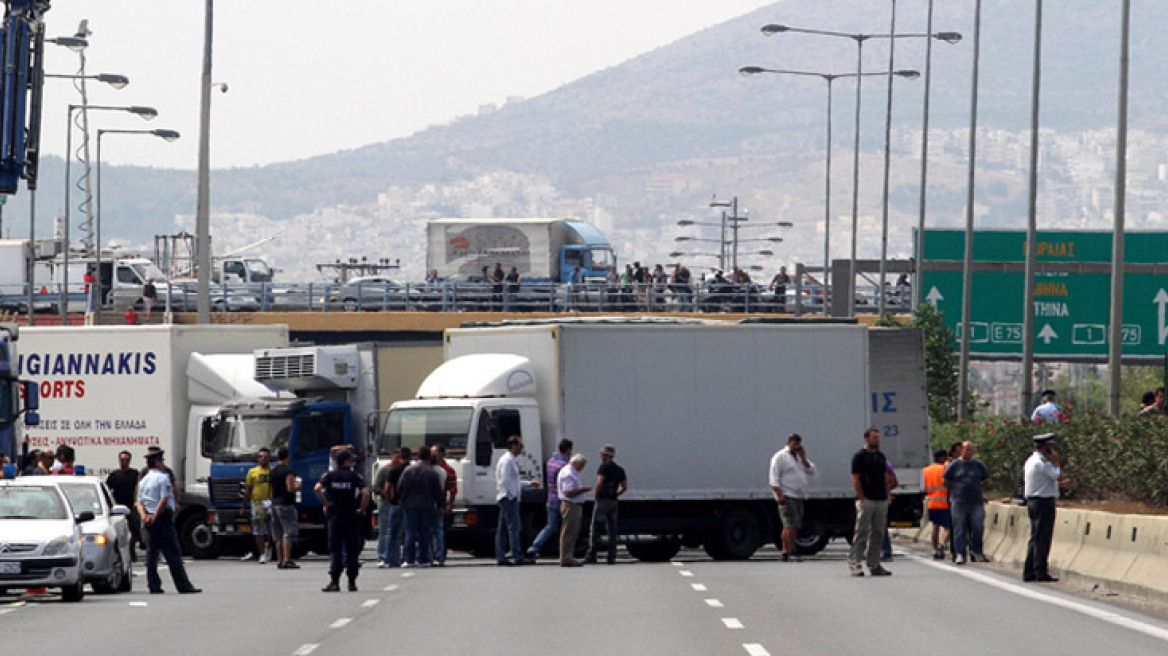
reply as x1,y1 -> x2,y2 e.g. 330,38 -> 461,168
314,451 -> 370,592
849,427 -> 892,577
396,446 -> 444,567
587,444 -> 627,565
106,450 -> 141,560
269,447 -> 301,570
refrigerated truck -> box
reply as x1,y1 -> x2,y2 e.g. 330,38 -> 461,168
15,324 -> 289,556
379,320 -> 930,561
427,218 -> 617,283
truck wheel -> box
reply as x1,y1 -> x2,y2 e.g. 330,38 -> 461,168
179,515 -> 222,560
794,531 -> 831,556
61,579 -> 85,602
626,538 -> 681,562
704,508 -> 761,561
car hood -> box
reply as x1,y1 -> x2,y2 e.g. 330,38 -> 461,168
0,518 -> 80,546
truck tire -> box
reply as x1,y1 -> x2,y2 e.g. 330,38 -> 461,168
795,530 -> 831,556
703,508 -> 761,561
626,537 -> 681,563
179,514 -> 222,560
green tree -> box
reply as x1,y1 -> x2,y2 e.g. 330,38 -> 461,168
891,304 -> 960,424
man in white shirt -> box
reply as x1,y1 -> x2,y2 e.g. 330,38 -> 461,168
494,436 -> 539,566
769,433 -> 817,562
1023,433 -> 1063,582
557,454 -> 592,567
1030,390 -> 1060,423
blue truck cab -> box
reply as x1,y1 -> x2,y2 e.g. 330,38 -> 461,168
559,220 -> 617,282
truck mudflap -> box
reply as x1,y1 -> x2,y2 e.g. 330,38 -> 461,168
888,493 -> 925,528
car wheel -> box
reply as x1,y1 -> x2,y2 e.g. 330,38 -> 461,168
342,298 -> 359,312
92,547 -> 124,594
61,579 -> 85,602
118,553 -> 133,593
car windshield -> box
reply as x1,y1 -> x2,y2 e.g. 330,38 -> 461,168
380,407 -> 472,457
58,483 -> 105,517
211,415 -> 292,462
0,486 -> 69,520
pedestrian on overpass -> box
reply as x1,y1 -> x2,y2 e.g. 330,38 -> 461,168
848,427 -> 892,577
922,449 -> 951,560
587,443 -> 627,565
1023,433 -> 1063,583
315,450 -> 370,592
944,441 -> 990,565
769,433 -> 817,562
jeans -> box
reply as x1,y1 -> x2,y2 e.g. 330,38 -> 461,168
496,497 -> 522,564
145,515 -> 196,593
432,513 -> 447,563
589,499 -> 619,563
528,502 -> 562,556
950,501 -> 986,558
327,512 -> 362,582
849,499 -> 889,570
403,509 -> 435,565
378,506 -> 404,565
1024,497 -> 1056,580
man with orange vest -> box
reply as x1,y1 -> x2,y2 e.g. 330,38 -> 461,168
923,449 -> 951,560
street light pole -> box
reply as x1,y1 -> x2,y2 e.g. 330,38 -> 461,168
1021,0 -> 1044,417
958,0 -> 984,420
914,0 -> 937,309
195,0 -> 215,324
1108,0 -> 1132,416
877,0 -> 898,320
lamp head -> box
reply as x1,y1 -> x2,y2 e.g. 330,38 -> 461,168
677,220 -> 694,226
668,252 -> 685,259
48,36 -> 88,51
935,31 -> 963,45
153,129 -> 181,142
895,70 -> 921,80
758,250 -> 775,257
739,66 -> 764,77
96,74 -> 130,90
130,106 -> 159,120
760,24 -> 789,36
674,237 -> 693,242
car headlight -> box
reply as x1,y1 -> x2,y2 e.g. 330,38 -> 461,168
84,534 -> 108,546
43,536 -> 74,556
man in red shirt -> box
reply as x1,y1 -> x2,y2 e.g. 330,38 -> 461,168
432,444 -> 457,566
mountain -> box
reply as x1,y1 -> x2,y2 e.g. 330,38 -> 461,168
7,0 -> 1168,281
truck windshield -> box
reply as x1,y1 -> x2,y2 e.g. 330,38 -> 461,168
245,259 -> 273,282
211,416 -> 292,462
588,247 -> 616,271
131,262 -> 168,283
380,408 -> 472,457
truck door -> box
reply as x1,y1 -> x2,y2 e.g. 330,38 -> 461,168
468,406 -> 528,504
561,247 -> 584,282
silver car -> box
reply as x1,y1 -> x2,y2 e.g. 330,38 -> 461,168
0,479 -> 87,602
53,477 -> 133,594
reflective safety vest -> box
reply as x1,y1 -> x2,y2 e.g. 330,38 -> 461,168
923,463 -> 949,510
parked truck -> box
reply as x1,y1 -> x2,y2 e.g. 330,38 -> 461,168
204,342 -> 443,554
0,323 -> 40,466
378,320 -> 929,561
14,324 -> 290,556
427,218 -> 617,283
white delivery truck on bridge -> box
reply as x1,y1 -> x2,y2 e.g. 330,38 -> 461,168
15,324 -> 290,557
379,320 -> 929,561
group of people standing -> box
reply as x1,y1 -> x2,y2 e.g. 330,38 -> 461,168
372,444 -> 457,570
922,440 -> 990,565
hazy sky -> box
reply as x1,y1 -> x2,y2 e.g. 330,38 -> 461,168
38,1 -> 775,170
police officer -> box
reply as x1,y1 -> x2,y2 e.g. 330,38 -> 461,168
314,450 -> 370,592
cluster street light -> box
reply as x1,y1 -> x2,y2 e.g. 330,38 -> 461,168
761,22 -> 960,317
95,128 -> 181,321
740,66 -> 920,316
60,104 -> 157,321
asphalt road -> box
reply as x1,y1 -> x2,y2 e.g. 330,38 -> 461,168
4,542 -> 1168,656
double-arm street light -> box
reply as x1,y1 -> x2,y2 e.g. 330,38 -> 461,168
61,104 -> 157,321
95,128 -> 181,321
45,73 -> 130,89
762,22 -> 960,317
740,65 -> 919,316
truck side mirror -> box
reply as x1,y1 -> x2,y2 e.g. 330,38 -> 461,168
21,380 -> 39,426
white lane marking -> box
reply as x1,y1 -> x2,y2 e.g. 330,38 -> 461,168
912,553 -> 1168,643
672,561 -> 683,566
129,602 -> 149,607
401,572 -> 415,578
743,644 -> 770,656
361,599 -> 380,608
329,618 -> 352,629
722,618 -> 744,629
293,645 -> 318,656
383,584 -> 399,592
705,599 -> 724,608
0,609 -> 14,617
679,570 -> 694,577
691,583 -> 708,592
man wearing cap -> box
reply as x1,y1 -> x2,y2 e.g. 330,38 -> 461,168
848,426 -> 893,577
1031,390 -> 1060,423
587,444 -> 627,564
315,450 -> 370,592
770,433 -> 817,562
922,449 -> 951,560
1023,433 -> 1063,582
136,449 -> 201,594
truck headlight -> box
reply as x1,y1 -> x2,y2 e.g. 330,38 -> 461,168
43,537 -> 73,556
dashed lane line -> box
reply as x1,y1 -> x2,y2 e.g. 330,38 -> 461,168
679,570 -> 694,577
691,583 -> 708,592
722,618 -> 744,630
401,572 -> 415,578
329,618 -> 352,629
383,584 -> 399,592
292,644 -> 318,656
705,599 -> 724,608
743,644 -> 770,656
361,599 -> 380,608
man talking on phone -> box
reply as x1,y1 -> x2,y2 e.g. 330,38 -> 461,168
1023,433 -> 1064,582
769,433 -> 817,562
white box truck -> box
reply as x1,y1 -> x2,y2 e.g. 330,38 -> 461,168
15,324 -> 289,557
378,320 -> 929,561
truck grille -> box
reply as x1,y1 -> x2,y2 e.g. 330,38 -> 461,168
255,353 -> 315,380
210,478 -> 245,504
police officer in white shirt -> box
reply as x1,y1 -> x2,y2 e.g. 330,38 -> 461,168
1023,433 -> 1063,582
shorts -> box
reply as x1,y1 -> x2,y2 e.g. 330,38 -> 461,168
251,503 -> 272,536
928,508 -> 951,529
271,504 -> 299,541
777,497 -> 805,530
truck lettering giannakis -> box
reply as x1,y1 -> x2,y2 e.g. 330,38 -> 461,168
20,351 -> 158,376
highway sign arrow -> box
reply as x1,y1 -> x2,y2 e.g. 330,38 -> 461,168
925,286 -> 944,306
1038,324 -> 1058,345
1156,289 -> 1168,345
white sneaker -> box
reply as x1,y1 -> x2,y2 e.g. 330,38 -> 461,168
377,561 -> 388,569
258,553 -> 269,564
955,554 -> 966,565
241,553 -> 256,561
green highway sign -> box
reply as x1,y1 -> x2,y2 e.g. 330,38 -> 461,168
919,229 -> 1168,358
